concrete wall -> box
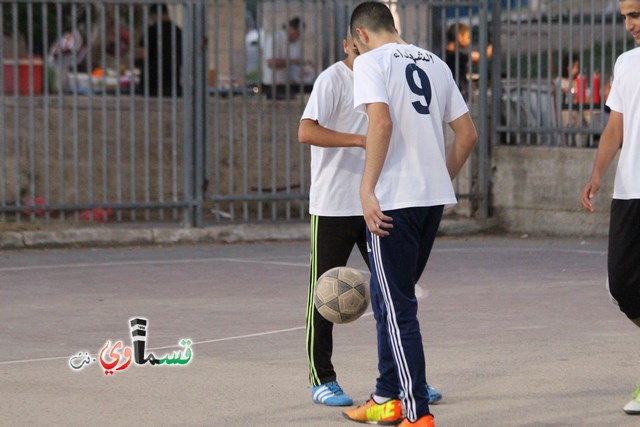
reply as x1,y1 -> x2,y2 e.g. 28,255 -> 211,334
492,145 -> 616,237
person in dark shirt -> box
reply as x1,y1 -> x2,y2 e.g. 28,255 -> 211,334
445,22 -> 471,99
444,22 -> 492,101
136,4 -> 182,97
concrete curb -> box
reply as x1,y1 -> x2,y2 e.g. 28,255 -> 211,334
0,218 -> 499,250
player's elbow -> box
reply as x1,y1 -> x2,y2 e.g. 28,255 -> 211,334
366,103 -> 393,139
298,120 -> 313,145
466,127 -> 478,148
371,116 -> 393,139
451,114 -> 478,149
382,117 -> 393,135
298,127 -> 309,145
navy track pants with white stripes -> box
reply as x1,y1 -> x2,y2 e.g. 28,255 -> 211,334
367,205 -> 443,422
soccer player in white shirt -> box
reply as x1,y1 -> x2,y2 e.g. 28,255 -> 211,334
343,3 -> 477,426
581,0 -> 640,415
299,32 -> 367,408
300,30 -> 444,409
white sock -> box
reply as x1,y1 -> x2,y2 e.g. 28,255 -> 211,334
372,394 -> 392,404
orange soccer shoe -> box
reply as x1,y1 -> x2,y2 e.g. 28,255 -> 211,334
342,397 -> 403,425
398,414 -> 435,427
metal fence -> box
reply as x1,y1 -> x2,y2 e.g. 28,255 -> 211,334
1,0 -> 206,225
1,0 -> 492,227
495,0 -> 634,147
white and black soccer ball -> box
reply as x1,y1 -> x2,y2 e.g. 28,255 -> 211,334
314,267 -> 369,324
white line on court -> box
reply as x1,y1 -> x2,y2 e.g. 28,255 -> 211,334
0,257 -> 308,273
0,241 -> 600,365
0,312 -> 377,366
433,247 -> 607,256
0,328 -> 308,365
0,246 -> 605,273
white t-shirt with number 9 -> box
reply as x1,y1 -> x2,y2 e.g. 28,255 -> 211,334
353,43 -> 469,210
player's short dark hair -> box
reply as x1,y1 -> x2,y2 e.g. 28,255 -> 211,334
350,1 -> 396,37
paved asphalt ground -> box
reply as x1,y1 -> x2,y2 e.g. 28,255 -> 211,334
2,235 -> 640,426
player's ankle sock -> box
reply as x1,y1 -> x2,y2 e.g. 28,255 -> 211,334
373,394 -> 392,404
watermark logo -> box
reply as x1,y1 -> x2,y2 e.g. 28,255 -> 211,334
69,317 -> 192,375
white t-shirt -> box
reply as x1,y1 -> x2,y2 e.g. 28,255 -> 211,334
607,46 -> 640,200
301,61 -> 367,216
262,30 -> 301,85
353,43 -> 469,210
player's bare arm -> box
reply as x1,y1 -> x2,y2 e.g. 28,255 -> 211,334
581,111 -> 624,212
446,113 -> 478,180
298,119 -> 366,148
360,102 -> 393,237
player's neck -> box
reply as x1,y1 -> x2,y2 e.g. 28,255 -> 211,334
368,32 -> 405,50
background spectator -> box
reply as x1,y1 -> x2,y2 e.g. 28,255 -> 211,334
445,22 -> 492,101
556,52 -> 581,102
261,16 -> 313,99
136,4 -> 182,97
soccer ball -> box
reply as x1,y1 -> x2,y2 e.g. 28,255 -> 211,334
314,267 -> 369,324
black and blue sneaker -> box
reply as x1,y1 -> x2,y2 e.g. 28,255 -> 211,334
427,385 -> 442,404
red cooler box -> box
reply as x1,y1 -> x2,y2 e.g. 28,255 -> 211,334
3,57 -> 43,95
